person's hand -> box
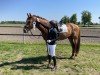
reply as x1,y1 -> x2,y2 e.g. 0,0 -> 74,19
47,40 -> 51,43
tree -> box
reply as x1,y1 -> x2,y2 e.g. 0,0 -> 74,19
0,21 -> 5,24
70,14 -> 77,24
77,21 -> 81,25
60,16 -> 70,24
0,21 -> 25,24
81,10 -> 92,27
98,17 -> 100,24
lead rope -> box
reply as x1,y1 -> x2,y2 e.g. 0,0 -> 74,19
23,30 -> 25,44
29,30 -> 41,39
23,29 -> 41,44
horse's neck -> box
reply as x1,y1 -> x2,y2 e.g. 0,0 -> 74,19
36,18 -> 50,36
39,18 -> 50,29
37,23 -> 48,35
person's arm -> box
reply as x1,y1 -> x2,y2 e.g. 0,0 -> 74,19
47,30 -> 52,43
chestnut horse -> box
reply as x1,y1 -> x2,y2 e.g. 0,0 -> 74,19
23,13 -> 80,59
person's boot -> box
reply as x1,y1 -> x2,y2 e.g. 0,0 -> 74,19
47,55 -> 51,68
52,56 -> 57,71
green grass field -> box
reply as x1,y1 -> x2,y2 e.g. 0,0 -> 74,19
0,42 -> 100,75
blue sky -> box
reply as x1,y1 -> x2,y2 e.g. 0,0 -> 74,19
0,0 -> 100,23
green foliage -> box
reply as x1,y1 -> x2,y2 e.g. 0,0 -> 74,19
70,13 -> 77,24
0,21 -> 25,24
77,21 -> 81,25
98,17 -> 100,24
98,17 -> 100,19
60,16 -> 70,24
81,10 -> 92,26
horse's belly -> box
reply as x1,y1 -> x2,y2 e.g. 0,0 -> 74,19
58,32 -> 68,40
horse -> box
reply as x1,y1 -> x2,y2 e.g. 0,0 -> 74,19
23,13 -> 80,59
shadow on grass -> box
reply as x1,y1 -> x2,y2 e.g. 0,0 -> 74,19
56,56 -> 67,59
0,56 -> 48,70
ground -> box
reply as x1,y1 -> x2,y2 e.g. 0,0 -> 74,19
0,25 -> 100,75
0,42 -> 100,75
0,26 -> 100,44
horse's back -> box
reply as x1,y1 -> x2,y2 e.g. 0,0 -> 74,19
58,23 -> 80,40
67,23 -> 80,30
67,23 -> 80,38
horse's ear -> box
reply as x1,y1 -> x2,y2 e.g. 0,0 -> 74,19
27,13 -> 29,17
29,13 -> 32,17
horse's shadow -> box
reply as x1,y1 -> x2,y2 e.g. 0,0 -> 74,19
0,56 -> 48,70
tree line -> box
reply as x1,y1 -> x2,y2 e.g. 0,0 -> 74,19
0,21 -> 25,24
60,10 -> 100,26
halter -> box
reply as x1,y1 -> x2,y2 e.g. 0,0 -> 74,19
28,18 -> 41,39
33,21 -> 36,30
32,18 -> 40,30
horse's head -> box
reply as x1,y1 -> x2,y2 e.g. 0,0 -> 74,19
23,13 -> 38,33
23,13 -> 51,33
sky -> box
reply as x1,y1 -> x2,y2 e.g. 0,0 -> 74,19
0,0 -> 100,23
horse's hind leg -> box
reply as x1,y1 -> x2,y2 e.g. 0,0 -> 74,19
68,38 -> 76,59
75,36 -> 80,56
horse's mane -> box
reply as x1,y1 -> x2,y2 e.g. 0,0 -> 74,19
33,15 -> 47,21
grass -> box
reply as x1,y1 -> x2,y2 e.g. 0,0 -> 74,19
0,42 -> 100,75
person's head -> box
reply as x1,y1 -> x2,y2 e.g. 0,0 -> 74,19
49,20 -> 58,28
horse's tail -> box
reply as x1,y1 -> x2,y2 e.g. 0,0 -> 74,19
76,32 -> 80,54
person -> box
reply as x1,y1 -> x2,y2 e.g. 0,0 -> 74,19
47,20 -> 59,71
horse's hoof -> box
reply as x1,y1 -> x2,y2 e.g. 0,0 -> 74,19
51,66 -> 57,71
68,56 -> 75,60
47,64 -> 53,69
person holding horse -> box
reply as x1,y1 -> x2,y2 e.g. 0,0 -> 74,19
47,20 -> 59,70
24,14 -> 80,70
